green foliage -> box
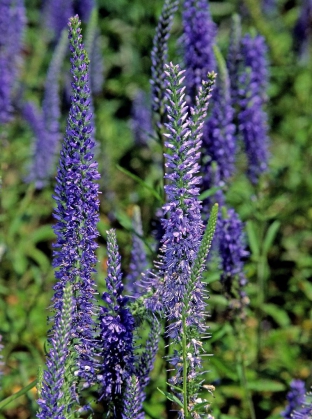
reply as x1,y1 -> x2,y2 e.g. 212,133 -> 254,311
1,0 -> 312,418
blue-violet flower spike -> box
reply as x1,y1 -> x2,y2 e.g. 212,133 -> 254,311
52,15 -> 100,384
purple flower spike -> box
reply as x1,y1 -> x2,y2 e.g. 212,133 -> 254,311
43,0 -> 74,39
52,15 -> 100,384
293,0 -> 312,59
150,0 -> 179,115
182,0 -> 216,102
0,0 -> 26,124
218,207 -> 249,313
37,284 -> 77,419
156,63 -> 214,338
25,30 -> 68,188
122,376 -> 145,419
97,229 -> 135,408
202,57 -> 236,188
282,380 -> 307,419
238,34 -> 269,184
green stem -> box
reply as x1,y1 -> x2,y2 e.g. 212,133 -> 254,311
235,321 -> 256,419
182,315 -> 188,419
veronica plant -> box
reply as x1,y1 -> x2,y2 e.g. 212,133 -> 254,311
182,0 -> 216,103
237,33 -> 270,184
131,90 -> 153,146
150,0 -> 179,120
37,283 -> 79,419
25,28 -> 68,188
51,15 -> 100,384
0,0 -> 26,124
153,63 -> 218,418
97,229 -> 135,417
282,380 -> 309,419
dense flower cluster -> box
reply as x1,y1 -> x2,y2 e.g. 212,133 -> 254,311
182,0 -> 216,101
37,284 -> 77,419
52,15 -> 100,382
0,0 -> 26,124
282,380 -> 308,419
150,0 -> 179,115
238,34 -> 269,184
202,74 -> 236,188
97,229 -> 135,405
158,63 -> 215,337
25,29 -> 68,188
218,207 -> 249,311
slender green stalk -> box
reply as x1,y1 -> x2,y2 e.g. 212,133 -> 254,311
182,315 -> 188,419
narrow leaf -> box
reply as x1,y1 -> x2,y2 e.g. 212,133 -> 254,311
262,220 -> 281,256
0,379 -> 38,410
246,220 -> 260,256
116,164 -> 163,202
157,387 -> 184,409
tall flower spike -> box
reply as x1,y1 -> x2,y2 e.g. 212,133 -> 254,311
126,206 -> 148,297
122,376 -> 144,419
25,29 -> 68,188
0,0 -> 26,124
227,14 -> 242,107
182,0 -> 217,102
218,207 -> 249,314
158,63 -> 214,336
97,229 -> 135,413
73,0 -> 95,22
150,0 -> 179,116
37,283 -> 78,419
238,33 -> 269,184
85,7 -> 104,95
293,0 -> 312,59
52,15 -> 100,383
202,46 -> 236,198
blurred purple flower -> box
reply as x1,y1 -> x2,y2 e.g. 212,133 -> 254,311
218,207 -> 249,311
73,0 -> 94,22
0,0 -> 26,124
25,29 -> 68,188
126,206 -> 148,297
238,34 -> 269,184
97,229 -> 135,407
293,0 -> 312,59
182,0 -> 216,101
130,90 -> 153,146
43,0 -> 74,39
52,15 -> 100,384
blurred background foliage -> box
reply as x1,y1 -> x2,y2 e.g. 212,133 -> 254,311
0,0 -> 312,418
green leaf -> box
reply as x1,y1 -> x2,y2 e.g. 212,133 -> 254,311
262,220 -> 281,255
157,387 -> 184,409
0,379 -> 38,410
116,164 -> 163,202
198,186 -> 221,201
166,382 -> 183,393
29,224 -> 55,243
247,379 -> 285,392
246,220 -> 260,256
262,303 -> 290,327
